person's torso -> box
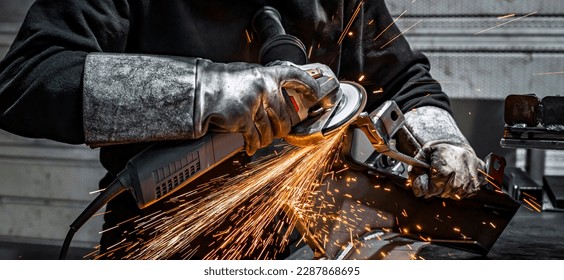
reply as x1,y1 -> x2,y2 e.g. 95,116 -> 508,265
125,0 -> 345,68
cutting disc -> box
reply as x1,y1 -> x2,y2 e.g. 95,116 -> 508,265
322,81 -> 367,134
285,81 -> 367,146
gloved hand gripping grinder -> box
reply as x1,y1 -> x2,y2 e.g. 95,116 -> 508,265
59,6 -> 367,259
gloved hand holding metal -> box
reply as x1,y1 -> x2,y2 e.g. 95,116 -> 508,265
83,54 -> 330,155
401,106 -> 486,199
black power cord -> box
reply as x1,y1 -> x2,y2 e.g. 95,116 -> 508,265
59,179 -> 126,259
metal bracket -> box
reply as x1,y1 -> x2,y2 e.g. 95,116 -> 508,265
341,101 -> 429,177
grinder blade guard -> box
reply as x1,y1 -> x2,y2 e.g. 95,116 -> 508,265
285,82 -> 367,146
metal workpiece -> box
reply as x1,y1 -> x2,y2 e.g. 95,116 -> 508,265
336,232 -> 428,260
305,152 -> 519,259
288,231 -> 429,260
312,101 -> 520,258
345,100 -> 430,171
484,154 -> 506,189
503,167 -> 543,210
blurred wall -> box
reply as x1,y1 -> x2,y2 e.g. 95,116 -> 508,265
0,0 -> 105,251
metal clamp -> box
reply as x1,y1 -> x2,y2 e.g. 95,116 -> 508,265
347,101 -> 430,171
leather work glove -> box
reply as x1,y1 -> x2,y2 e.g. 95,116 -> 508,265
83,54 -> 334,155
400,106 -> 486,199
196,59 -> 326,155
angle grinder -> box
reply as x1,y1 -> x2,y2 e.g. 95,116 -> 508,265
59,6 -> 366,259
252,6 -> 366,146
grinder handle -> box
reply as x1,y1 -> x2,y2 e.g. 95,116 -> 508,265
252,6 -> 308,65
252,6 -> 286,44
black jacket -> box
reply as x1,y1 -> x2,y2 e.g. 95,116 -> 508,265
0,0 -> 449,175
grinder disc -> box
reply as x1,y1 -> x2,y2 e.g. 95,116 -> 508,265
322,81 -> 367,135
284,81 -> 367,146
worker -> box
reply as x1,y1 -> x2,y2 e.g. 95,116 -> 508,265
0,0 -> 484,257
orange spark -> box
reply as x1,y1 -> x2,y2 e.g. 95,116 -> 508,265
498,14 -> 516,19
380,19 -> 422,49
338,1 -> 365,45
244,29 -> 252,44
373,10 -> 407,42
475,11 -> 538,35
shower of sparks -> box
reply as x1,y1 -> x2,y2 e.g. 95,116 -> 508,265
373,10 -> 407,42
475,11 -> 538,35
380,19 -> 422,49
337,1 -> 365,45
100,128 -> 347,260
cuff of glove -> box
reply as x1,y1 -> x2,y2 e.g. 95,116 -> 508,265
415,140 -> 476,159
403,106 -> 469,147
83,53 -> 199,147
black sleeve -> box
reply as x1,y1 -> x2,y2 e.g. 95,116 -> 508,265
0,0 -> 130,144
340,0 -> 451,114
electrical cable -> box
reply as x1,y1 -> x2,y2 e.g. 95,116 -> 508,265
59,178 -> 127,259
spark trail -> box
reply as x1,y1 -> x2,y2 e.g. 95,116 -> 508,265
103,128 -> 347,260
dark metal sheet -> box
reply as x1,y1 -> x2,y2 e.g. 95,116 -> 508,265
544,176 -> 564,209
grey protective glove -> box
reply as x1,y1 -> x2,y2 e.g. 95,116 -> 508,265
401,106 -> 486,199
83,54 -> 330,155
